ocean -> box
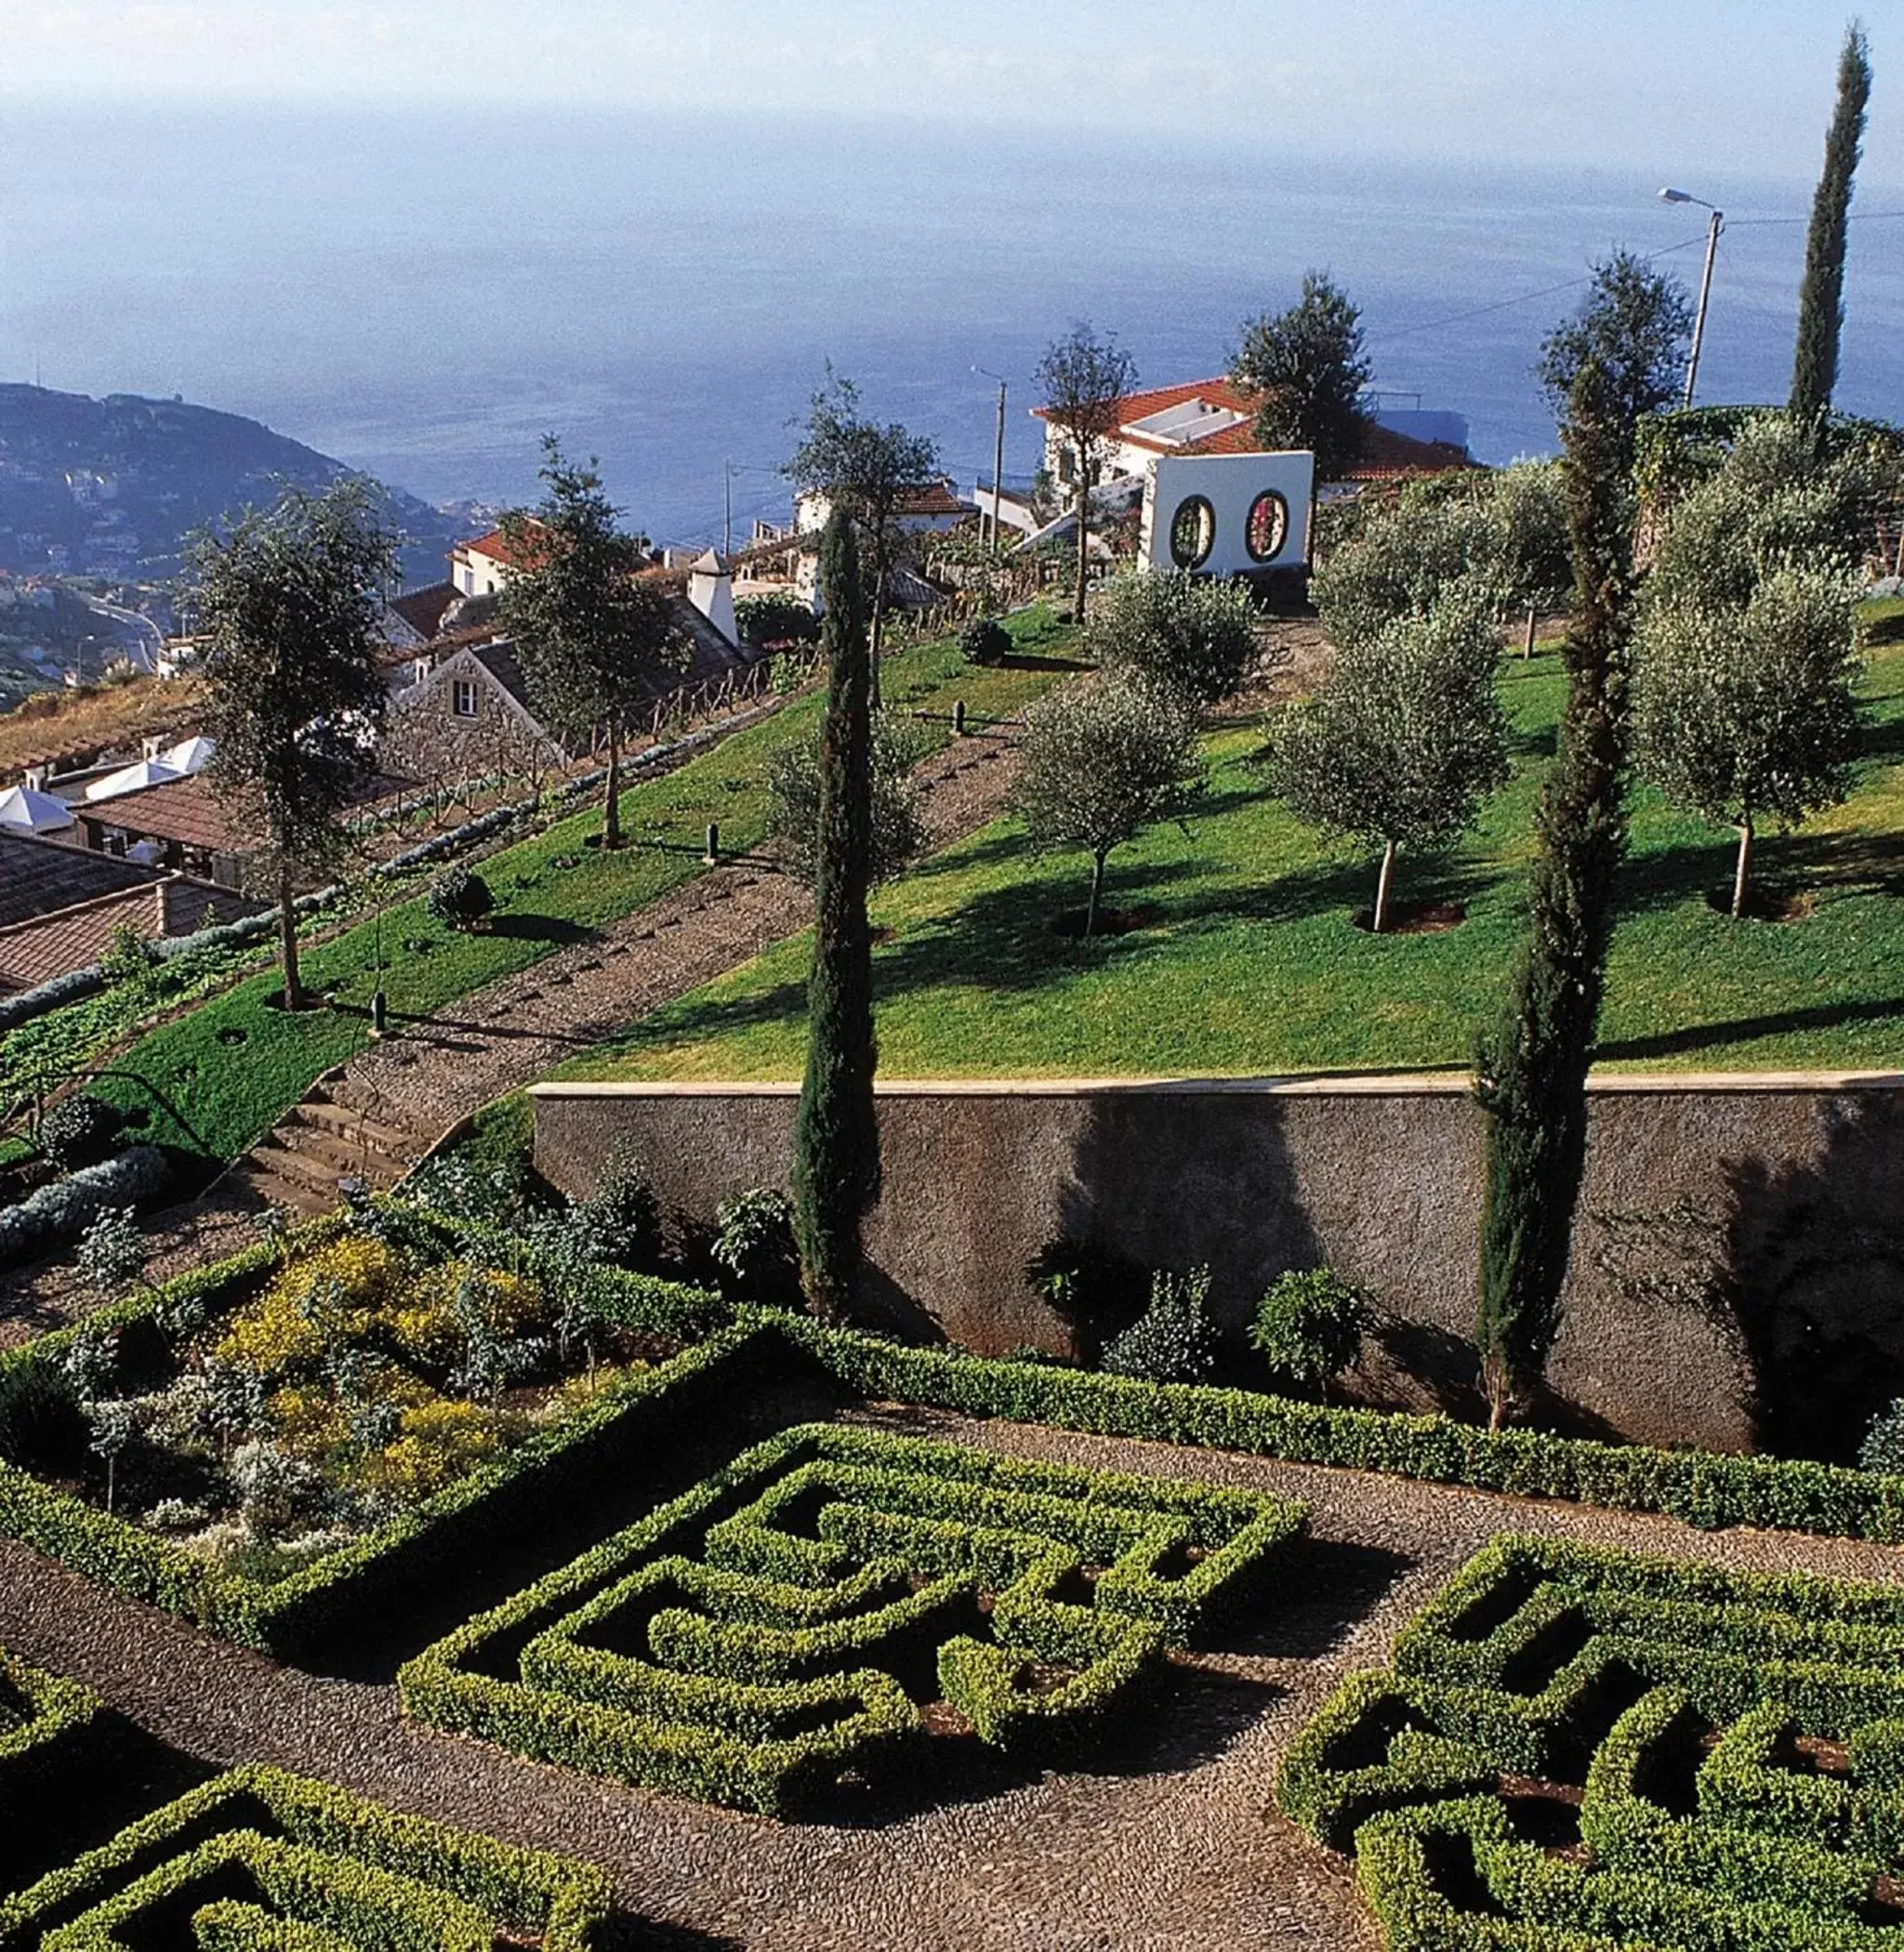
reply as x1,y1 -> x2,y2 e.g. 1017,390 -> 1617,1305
2,100 -> 1897,554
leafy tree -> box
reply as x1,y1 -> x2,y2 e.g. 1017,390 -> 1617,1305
190,478 -> 397,1009
792,509 -> 879,1320
1536,251 -> 1693,439
572,1140 -> 662,1271
1474,357 -> 1637,1430
1014,671 -> 1202,938
1085,568 -> 1262,706
497,438 -> 687,851
1231,270 -> 1373,481
710,1189 -> 800,1306
787,373 -> 941,698
1792,23 -> 1872,417
1635,564 -> 1862,916
1262,600 -> 1510,933
1034,323 -> 1137,624
1250,1268 -> 1369,1399
767,710 -> 928,891
1644,411 -> 1889,615
1311,463 -> 1570,653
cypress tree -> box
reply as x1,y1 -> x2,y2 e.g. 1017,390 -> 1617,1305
1474,358 -> 1636,1429
1791,23 -> 1872,418
791,508 -> 879,1321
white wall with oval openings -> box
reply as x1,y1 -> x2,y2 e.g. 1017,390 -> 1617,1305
1140,451 -> 1315,577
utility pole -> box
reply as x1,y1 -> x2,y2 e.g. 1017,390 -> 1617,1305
1659,190 -> 1724,409
723,460 -> 733,558
974,366 -> 1009,551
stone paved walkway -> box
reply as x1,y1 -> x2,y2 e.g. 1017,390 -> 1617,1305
4,1405 -> 1902,1949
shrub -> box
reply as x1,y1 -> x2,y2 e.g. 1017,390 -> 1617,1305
1860,1399 -> 1904,1475
1250,1268 -> 1369,1398
0,1360 -> 86,1472
959,616 -> 1012,666
710,1188 -> 800,1304
426,864 -> 495,931
75,1205 -> 146,1302
571,1143 -> 663,1273
37,1093 -> 124,1171
0,1146 -> 169,1261
1100,1266 -> 1220,1384
735,591 -> 821,647
765,710 -> 929,890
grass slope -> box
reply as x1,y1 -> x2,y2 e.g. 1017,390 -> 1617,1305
94,611 -> 1080,1165
564,639 -> 1904,1082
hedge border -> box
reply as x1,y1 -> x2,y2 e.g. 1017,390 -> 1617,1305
0,1763 -> 614,1950
0,1642 -> 101,1800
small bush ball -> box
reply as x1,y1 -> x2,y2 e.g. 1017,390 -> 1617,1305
427,864 -> 495,931
1250,1267 -> 1368,1396
38,1092 -> 125,1171
959,616 -> 1012,667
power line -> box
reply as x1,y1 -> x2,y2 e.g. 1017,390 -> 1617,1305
1367,232 -> 1710,350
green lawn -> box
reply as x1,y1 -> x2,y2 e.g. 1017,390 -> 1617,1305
562,639 -> 1904,1083
92,610 -> 1082,1166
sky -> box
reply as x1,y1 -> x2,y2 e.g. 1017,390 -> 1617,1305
1,1 -> 1897,185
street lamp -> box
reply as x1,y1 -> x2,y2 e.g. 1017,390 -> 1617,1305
1659,188 -> 1725,409
972,366 -> 1009,552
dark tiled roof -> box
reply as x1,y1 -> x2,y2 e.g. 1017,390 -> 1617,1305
76,770 -> 412,852
390,581 -> 457,640
0,883 -> 165,990
0,831 -> 165,927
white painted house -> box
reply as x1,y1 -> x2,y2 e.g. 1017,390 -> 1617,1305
1031,377 -> 1473,577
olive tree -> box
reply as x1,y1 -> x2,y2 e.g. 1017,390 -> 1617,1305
191,477 -> 398,1010
1085,568 -> 1263,706
1035,323 -> 1137,624
767,712 -> 929,890
1261,600 -> 1510,933
1014,671 -> 1201,938
1310,463 -> 1570,653
1536,250 -> 1693,437
498,438 -> 687,850
1634,563 -> 1862,917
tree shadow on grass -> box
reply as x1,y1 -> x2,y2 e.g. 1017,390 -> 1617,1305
1594,996 -> 1904,1064
483,913 -> 595,946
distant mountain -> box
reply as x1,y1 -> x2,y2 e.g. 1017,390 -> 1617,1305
0,384 -> 467,588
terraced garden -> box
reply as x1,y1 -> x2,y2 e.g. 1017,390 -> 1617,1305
563,634 -> 1904,1083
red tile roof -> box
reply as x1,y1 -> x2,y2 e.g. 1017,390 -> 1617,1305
0,883 -> 166,991
1033,376 -> 1473,478
455,524 -> 547,573
389,581 -> 457,640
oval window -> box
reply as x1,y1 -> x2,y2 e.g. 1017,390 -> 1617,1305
1168,495 -> 1215,570
1246,490 -> 1289,563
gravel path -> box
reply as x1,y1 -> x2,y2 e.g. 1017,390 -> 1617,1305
5,1404 -> 1902,1950
0,732 -> 1023,1344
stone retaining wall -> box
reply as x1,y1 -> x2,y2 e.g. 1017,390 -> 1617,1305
529,1075 -> 1904,1455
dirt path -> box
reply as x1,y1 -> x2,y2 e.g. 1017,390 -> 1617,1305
4,1406 -> 1902,1948
0,731 -> 1025,1342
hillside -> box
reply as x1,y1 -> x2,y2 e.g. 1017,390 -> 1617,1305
0,384 -> 467,587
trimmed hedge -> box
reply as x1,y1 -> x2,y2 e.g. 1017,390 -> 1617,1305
0,1644 -> 101,1801
399,1420 -> 1304,1814
774,1315 -> 1904,1544
0,1764 -> 614,1950
1277,1533 -> 1904,1951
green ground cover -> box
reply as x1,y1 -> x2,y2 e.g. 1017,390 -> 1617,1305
84,611 -> 1079,1167
565,638 -> 1904,1081
1278,1532 -> 1904,1950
